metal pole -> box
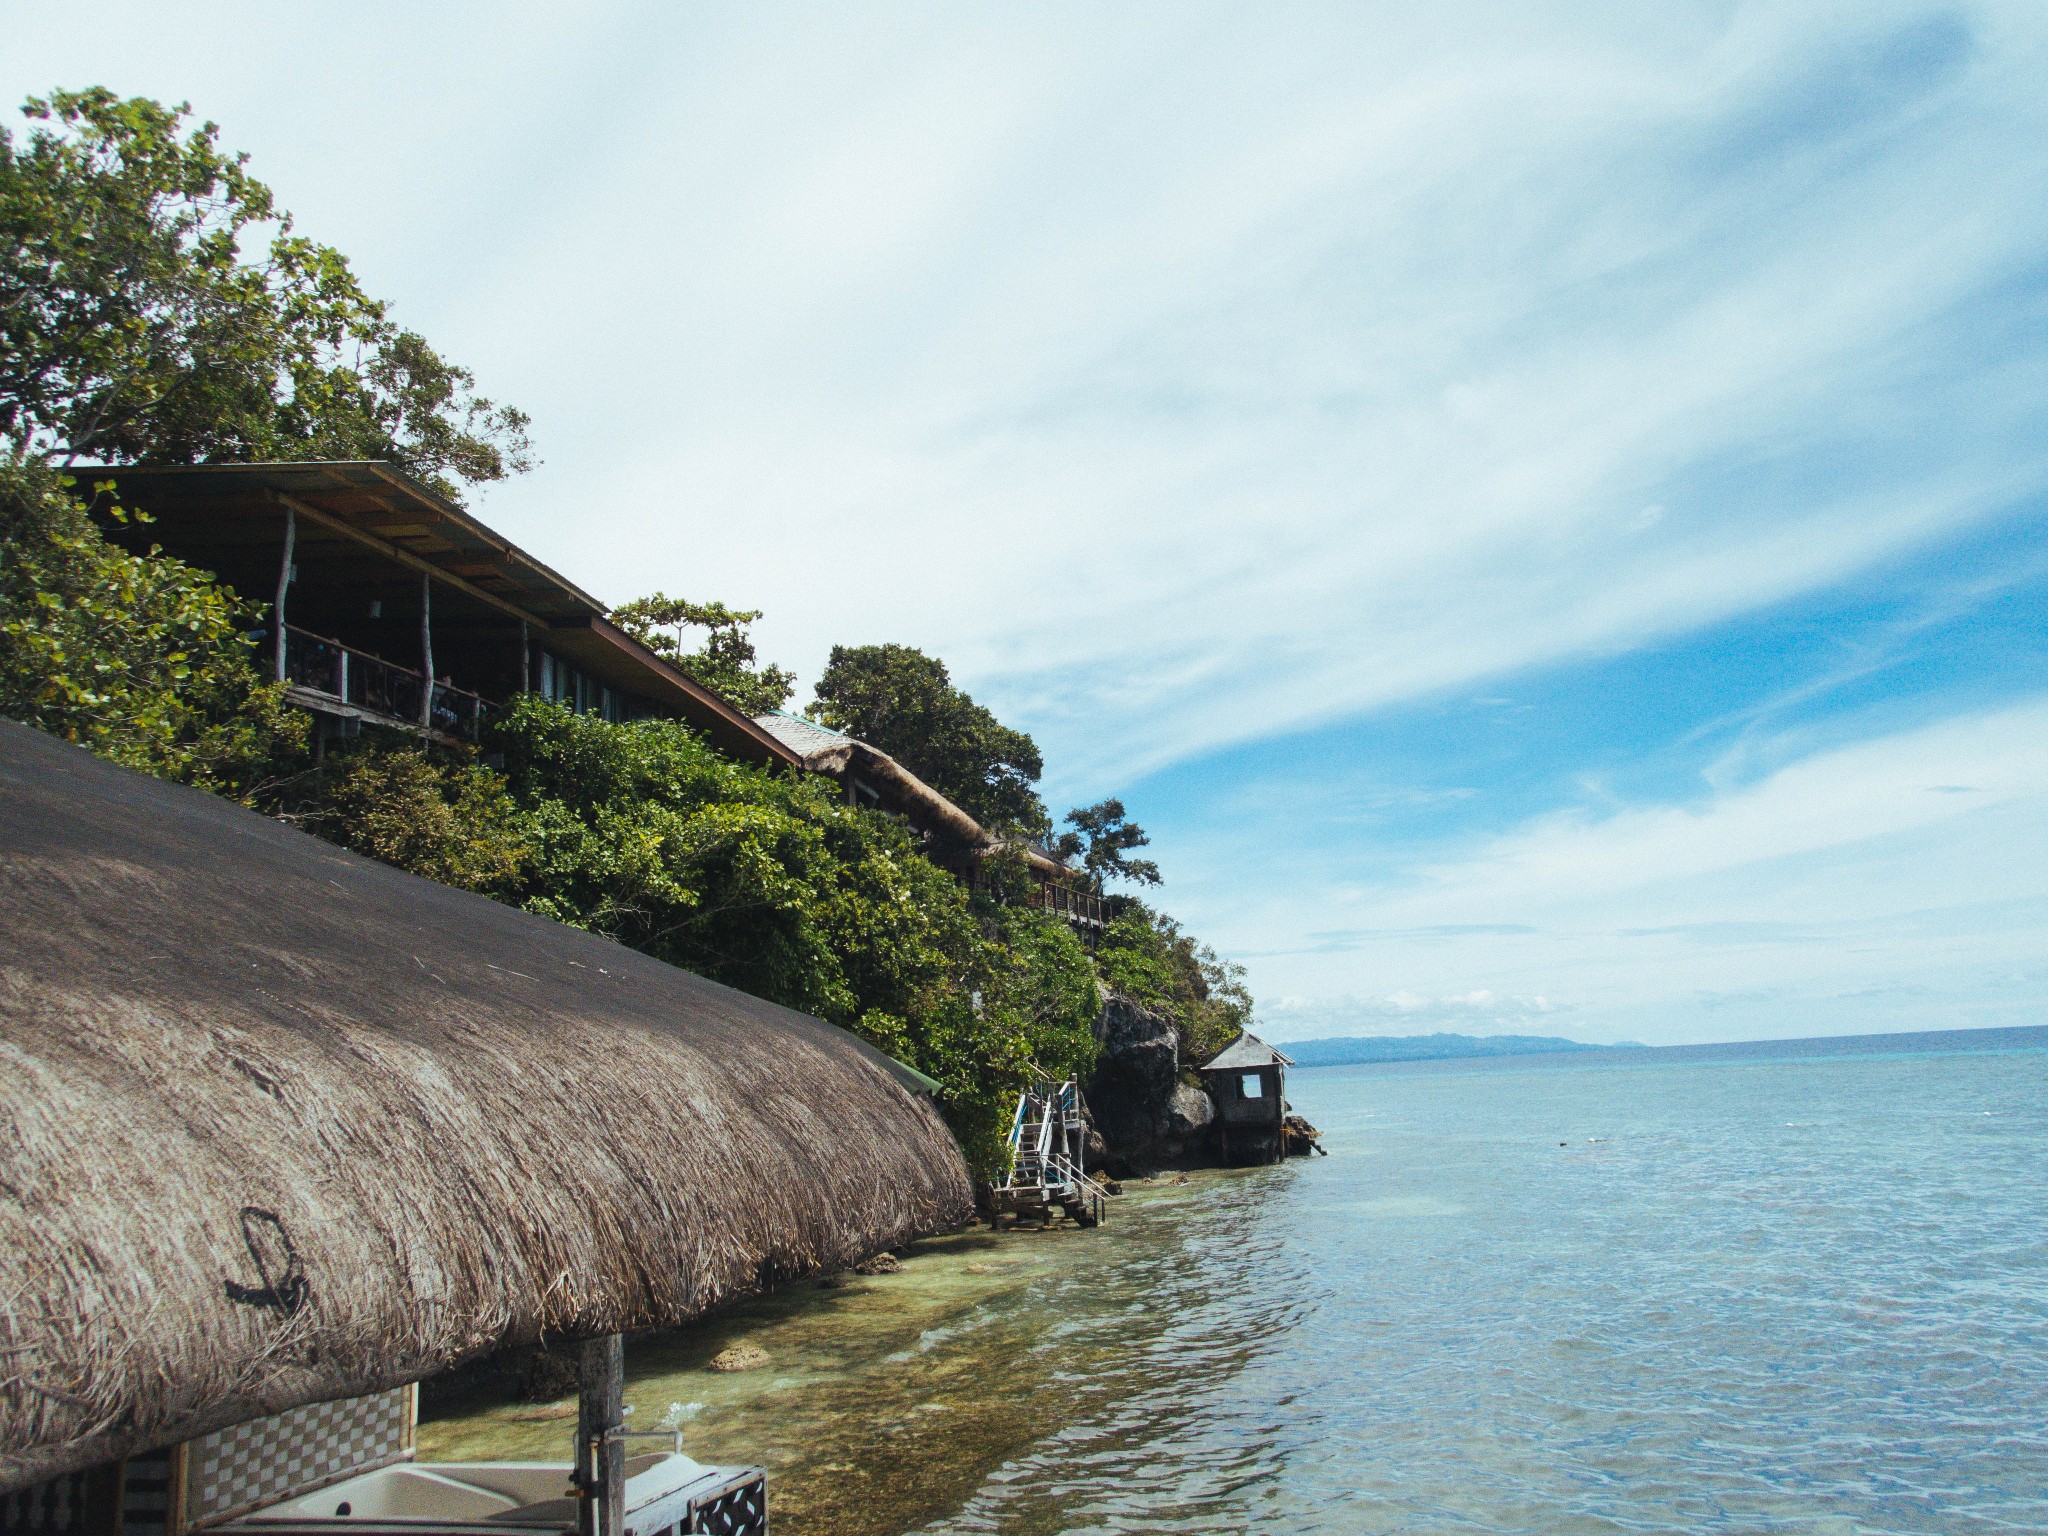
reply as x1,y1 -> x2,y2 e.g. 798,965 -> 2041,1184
576,1335 -> 624,1536
273,504 -> 296,684
418,573 -> 435,730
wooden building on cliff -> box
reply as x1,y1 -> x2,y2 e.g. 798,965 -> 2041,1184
77,461 -> 1105,934
83,462 -> 801,767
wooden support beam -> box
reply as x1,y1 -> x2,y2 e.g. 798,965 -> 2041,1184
272,492 -> 550,629
273,504 -> 295,683
419,573 -> 435,730
576,1335 -> 625,1536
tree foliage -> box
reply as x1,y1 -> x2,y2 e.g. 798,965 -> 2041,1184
266,699 -> 1099,1175
0,89 -> 531,494
1054,797 -> 1161,888
1093,900 -> 1253,1068
0,457 -> 304,792
292,746 -> 530,896
809,642 -> 1046,834
611,592 -> 794,715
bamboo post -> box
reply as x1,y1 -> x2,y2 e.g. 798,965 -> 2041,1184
418,573 -> 435,730
576,1335 -> 624,1536
273,504 -> 296,683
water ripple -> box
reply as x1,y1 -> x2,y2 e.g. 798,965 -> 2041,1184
919,1045 -> 2048,1535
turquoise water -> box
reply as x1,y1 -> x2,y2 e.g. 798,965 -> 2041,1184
426,1029 -> 2048,1533
924,1030 -> 2048,1534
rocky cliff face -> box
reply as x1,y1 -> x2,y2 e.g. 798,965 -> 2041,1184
1083,994 -> 1215,1176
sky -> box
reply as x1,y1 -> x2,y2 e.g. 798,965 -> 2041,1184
8,1 -> 2047,1046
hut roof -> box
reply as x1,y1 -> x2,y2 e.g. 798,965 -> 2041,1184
0,721 -> 972,1494
1200,1031 -> 1296,1072
752,712 -> 1081,881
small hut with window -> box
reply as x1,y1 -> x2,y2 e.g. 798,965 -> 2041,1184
1197,1032 -> 1296,1166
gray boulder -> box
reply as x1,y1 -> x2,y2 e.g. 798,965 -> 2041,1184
1084,995 -> 1215,1174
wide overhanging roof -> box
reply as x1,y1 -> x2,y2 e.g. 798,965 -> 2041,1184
78,461 -> 607,623
0,721 -> 971,1493
72,462 -> 802,770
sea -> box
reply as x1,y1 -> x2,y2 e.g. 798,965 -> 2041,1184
420,1026 -> 2048,1534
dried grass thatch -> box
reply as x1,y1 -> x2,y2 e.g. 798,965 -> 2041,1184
0,721 -> 972,1493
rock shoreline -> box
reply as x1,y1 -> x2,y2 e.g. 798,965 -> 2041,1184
1079,995 -> 1326,1176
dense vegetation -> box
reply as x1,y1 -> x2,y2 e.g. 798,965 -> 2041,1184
0,89 -> 528,495
0,88 -> 1257,1177
811,643 -> 1048,834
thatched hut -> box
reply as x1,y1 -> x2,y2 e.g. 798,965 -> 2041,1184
0,720 -> 973,1498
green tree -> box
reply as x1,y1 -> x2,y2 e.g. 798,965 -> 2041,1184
289,745 -> 531,897
809,642 -> 1046,833
611,592 -> 794,714
481,698 -> 1093,1173
0,457 -> 304,793
1054,797 -> 1162,888
1093,900 -> 1252,1067
0,88 -> 530,494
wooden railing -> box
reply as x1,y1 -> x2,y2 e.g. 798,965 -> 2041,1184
1030,879 -> 1106,928
282,625 -> 485,741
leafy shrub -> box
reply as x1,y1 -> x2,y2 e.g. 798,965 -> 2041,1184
0,458 -> 304,792
1094,900 -> 1253,1069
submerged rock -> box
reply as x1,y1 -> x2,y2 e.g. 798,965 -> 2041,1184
514,1347 -> 579,1403
708,1343 -> 770,1372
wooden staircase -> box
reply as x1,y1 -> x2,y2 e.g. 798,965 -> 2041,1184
991,1079 -> 1110,1228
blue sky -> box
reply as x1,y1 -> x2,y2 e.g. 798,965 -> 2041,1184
8,2 -> 2047,1045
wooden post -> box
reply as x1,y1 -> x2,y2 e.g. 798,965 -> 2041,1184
273,504 -> 296,683
418,573 -> 435,730
576,1335 -> 624,1536
519,619 -> 530,695
80,1459 -> 126,1536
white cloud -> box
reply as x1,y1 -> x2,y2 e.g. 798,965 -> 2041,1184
7,2 -> 2048,1043
6,3 -> 2042,788
1236,697 -> 2048,1044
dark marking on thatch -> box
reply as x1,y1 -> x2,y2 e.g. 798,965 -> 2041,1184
0,721 -> 973,1493
222,1209 -> 309,1317
228,1056 -> 285,1101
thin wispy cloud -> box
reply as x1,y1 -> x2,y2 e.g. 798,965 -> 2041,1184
6,1 -> 2047,1044
1218,698 -> 2048,1042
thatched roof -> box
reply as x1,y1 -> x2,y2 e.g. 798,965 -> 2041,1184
0,721 -> 972,1494
752,711 -> 1079,881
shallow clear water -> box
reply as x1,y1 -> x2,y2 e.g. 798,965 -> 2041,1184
422,1030 -> 2048,1534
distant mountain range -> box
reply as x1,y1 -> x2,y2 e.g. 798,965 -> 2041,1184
1283,1032 -> 1630,1066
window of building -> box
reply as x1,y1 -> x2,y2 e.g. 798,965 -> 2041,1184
1241,1073 -> 1263,1099
534,651 -> 648,724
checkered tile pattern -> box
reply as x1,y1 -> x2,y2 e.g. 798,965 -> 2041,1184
185,1390 -> 410,1525
121,1449 -> 175,1536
